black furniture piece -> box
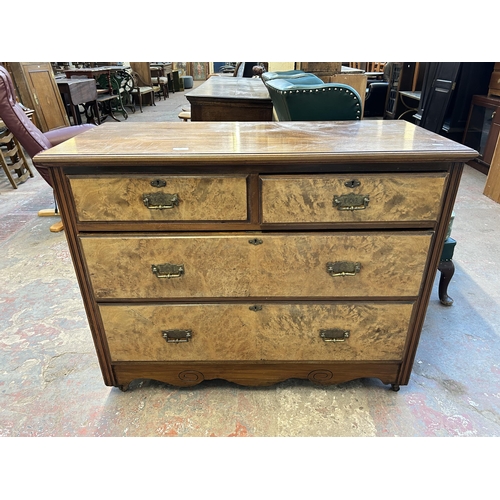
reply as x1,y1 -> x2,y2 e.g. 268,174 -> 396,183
415,62 -> 495,142
438,238 -> 457,306
363,81 -> 389,118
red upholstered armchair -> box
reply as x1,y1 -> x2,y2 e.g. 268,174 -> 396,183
0,65 -> 96,231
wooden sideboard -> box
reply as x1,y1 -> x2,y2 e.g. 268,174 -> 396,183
185,76 -> 273,121
34,121 -> 477,391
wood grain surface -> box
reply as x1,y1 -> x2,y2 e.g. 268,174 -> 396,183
70,175 -> 248,222
81,232 -> 432,299
35,121 -> 478,168
261,173 -> 446,223
101,302 -> 413,362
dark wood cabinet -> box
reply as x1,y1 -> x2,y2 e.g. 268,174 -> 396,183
463,94 -> 500,174
416,62 -> 495,143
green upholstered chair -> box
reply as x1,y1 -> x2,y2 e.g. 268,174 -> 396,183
261,70 -> 307,82
264,78 -> 363,121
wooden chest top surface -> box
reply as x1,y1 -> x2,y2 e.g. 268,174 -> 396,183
35,121 -> 478,167
185,76 -> 271,101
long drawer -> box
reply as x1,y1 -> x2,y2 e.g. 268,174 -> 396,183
100,302 -> 414,362
261,173 -> 447,223
69,175 -> 249,222
81,232 -> 432,299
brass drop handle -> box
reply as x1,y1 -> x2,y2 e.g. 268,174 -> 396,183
152,263 -> 184,279
326,261 -> 361,277
143,192 -> 179,209
162,329 -> 192,343
320,329 -> 350,342
333,193 -> 369,211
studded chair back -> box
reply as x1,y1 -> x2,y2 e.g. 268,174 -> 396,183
264,78 -> 362,121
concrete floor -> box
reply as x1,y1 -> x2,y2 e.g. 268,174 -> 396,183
2,84 -> 500,443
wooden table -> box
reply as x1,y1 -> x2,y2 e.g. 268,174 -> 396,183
63,66 -> 127,95
56,78 -> 99,125
35,120 -> 477,392
185,76 -> 273,121
63,65 -> 126,79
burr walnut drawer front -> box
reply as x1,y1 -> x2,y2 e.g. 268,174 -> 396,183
81,232 -> 432,299
100,302 -> 414,362
260,173 -> 447,223
69,175 -> 249,222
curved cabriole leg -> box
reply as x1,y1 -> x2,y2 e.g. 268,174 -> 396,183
438,260 -> 455,306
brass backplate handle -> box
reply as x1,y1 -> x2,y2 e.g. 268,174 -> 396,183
320,329 -> 350,342
143,192 -> 179,209
333,193 -> 369,211
326,261 -> 361,277
152,263 -> 184,279
162,329 -> 192,343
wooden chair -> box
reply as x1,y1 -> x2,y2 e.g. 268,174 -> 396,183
150,65 -> 169,99
0,127 -> 34,188
129,70 -> 156,113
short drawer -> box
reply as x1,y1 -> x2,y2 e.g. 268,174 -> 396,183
101,302 -> 413,362
261,173 -> 446,223
81,231 -> 432,299
69,175 -> 248,222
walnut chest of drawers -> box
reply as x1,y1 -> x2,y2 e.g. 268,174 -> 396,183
35,120 -> 477,391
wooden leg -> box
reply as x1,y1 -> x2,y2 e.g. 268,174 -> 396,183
49,220 -> 64,232
38,208 -> 58,216
438,260 -> 455,306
